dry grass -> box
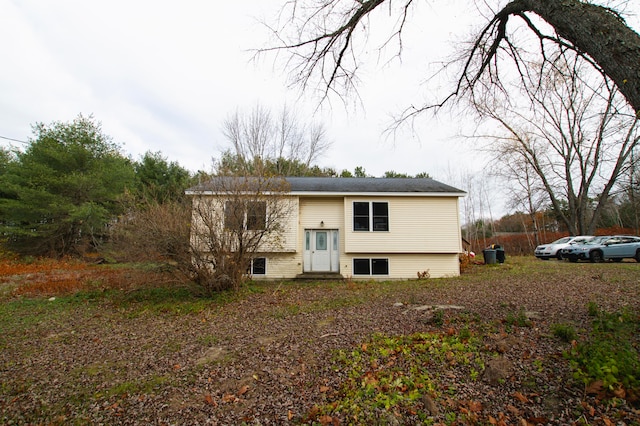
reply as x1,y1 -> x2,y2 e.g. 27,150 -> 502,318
0,258 -> 172,298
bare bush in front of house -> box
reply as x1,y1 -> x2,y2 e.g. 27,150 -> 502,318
108,198 -> 192,266
188,176 -> 292,294
109,176 -> 292,295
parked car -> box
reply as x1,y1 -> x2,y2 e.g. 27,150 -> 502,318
561,235 -> 640,263
534,235 -> 594,260
560,236 -> 609,262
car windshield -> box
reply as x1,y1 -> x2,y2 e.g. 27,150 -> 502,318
551,237 -> 572,244
582,236 -> 608,245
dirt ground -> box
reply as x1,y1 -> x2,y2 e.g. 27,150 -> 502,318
1,257 -> 639,425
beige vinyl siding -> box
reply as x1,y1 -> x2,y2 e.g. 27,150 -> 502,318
298,197 -> 344,230
298,197 -> 344,253
344,196 -> 461,254
259,196 -> 298,252
344,253 -> 460,279
189,195 -> 298,254
251,252 -> 302,279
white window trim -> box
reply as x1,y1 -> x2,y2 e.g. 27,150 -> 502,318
249,257 -> 267,275
352,258 -> 389,275
353,201 -> 389,232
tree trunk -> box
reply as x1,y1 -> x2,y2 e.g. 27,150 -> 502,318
503,0 -> 640,114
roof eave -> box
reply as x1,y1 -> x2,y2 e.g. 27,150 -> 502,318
186,190 -> 466,197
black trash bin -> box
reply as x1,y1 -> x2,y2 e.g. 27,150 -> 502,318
483,249 -> 497,265
483,244 -> 505,264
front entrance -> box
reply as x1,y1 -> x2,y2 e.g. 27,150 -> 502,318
303,229 -> 339,272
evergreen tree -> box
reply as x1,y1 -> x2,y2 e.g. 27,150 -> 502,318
0,115 -> 135,256
134,151 -> 193,203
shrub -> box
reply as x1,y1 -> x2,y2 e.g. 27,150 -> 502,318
551,323 -> 577,343
565,308 -> 640,393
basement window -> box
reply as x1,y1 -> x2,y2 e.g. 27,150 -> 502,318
353,258 -> 389,275
248,257 -> 266,275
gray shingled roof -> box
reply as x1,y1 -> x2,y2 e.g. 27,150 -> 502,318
187,177 -> 465,195
285,177 -> 464,194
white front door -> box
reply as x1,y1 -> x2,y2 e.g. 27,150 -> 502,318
303,229 -> 339,272
312,230 -> 331,271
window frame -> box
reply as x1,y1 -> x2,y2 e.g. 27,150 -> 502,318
352,201 -> 389,232
248,257 -> 266,275
352,258 -> 389,276
224,200 -> 267,231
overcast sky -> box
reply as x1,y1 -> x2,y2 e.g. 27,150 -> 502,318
1,0 -> 638,186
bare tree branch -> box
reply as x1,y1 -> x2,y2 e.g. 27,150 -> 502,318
263,0 -> 640,114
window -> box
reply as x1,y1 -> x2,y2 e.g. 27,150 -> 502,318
371,258 -> 389,275
248,257 -> 266,275
225,201 -> 266,231
353,201 -> 388,232
353,202 -> 370,231
246,201 -> 266,230
372,202 -> 388,231
353,258 -> 389,275
224,200 -> 243,230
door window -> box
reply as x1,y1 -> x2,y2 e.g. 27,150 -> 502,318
316,231 -> 327,250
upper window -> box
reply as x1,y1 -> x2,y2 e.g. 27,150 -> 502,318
225,201 -> 266,231
353,201 -> 388,232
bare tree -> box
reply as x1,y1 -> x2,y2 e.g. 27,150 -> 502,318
109,199 -> 192,263
220,103 -> 331,176
262,0 -> 640,114
476,52 -> 640,235
488,148 -> 548,246
186,176 -> 293,293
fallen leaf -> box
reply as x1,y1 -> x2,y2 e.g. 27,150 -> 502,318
613,387 -> 626,399
319,415 -> 334,425
585,380 -> 604,395
319,385 -> 330,393
527,417 -> 548,425
222,394 -> 237,403
603,417 -> 614,426
204,394 -> 217,407
307,405 -> 319,420
513,391 -> 529,403
468,400 -> 483,412
507,404 -> 521,416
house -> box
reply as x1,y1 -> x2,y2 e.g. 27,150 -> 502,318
186,177 -> 466,279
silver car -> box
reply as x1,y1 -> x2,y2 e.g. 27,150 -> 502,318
534,235 -> 594,260
561,235 -> 640,263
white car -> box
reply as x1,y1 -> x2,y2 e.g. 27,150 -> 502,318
534,235 -> 594,260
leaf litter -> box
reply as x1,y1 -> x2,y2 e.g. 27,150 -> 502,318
0,258 -> 639,424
